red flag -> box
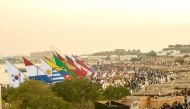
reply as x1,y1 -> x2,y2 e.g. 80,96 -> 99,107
74,57 -> 94,75
56,52 -> 66,62
66,55 -> 87,78
65,55 -> 75,66
23,57 -> 33,66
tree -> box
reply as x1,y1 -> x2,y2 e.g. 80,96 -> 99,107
145,50 -> 157,57
5,80 -> 71,109
103,86 -> 131,101
52,79 -> 102,109
114,49 -> 126,55
29,94 -> 71,109
7,80 -> 52,108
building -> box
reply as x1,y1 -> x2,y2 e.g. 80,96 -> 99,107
30,51 -> 53,60
157,50 -> 180,56
95,101 -> 130,109
79,55 -> 109,65
110,55 -> 120,61
115,96 -> 183,109
80,54 -> 138,64
117,96 -> 148,109
80,55 -> 108,62
149,96 -> 183,109
119,55 -> 138,61
80,55 -> 108,60
2,55 -> 28,64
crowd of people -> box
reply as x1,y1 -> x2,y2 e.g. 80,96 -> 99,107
92,64 -> 177,92
160,101 -> 188,109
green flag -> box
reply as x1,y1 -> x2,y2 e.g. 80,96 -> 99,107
53,54 -> 77,78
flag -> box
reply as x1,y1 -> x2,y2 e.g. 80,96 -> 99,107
5,60 -> 26,88
44,57 -> 62,71
66,55 -> 87,77
40,59 -> 64,83
53,54 -> 77,78
44,57 -> 72,80
65,55 -> 75,66
23,57 -> 52,83
56,52 -> 75,70
72,55 -> 95,76
40,59 -> 53,77
56,52 -> 66,62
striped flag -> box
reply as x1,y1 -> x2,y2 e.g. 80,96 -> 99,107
23,57 -> 53,83
40,59 -> 64,83
44,57 -> 72,80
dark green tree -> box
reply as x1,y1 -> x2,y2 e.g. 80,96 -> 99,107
5,80 -> 71,109
145,50 -> 157,57
7,80 -> 52,108
103,86 -> 131,100
52,79 -> 102,109
29,94 -> 71,109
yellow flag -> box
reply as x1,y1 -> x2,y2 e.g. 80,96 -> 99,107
44,57 -> 63,71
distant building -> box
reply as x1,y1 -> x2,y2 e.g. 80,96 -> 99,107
80,55 -> 108,61
79,55 -> 109,65
80,55 -> 138,64
157,50 -> 180,56
2,55 -> 27,64
168,44 -> 190,48
119,55 -> 138,61
110,55 -> 120,61
30,51 -> 53,60
79,55 -> 90,60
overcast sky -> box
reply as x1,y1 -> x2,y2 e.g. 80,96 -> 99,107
1,0 -> 190,56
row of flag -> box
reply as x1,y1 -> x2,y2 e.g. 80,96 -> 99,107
5,52 -> 95,88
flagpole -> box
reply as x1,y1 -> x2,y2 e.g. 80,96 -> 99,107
51,67 -> 54,83
0,85 -> 2,109
52,70 -> 53,83
36,66 -> 39,80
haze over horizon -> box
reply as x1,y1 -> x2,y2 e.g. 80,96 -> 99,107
1,0 -> 190,56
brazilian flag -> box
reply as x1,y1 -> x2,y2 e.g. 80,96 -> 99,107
53,54 -> 77,78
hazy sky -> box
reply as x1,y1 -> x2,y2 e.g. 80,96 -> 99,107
1,0 -> 190,56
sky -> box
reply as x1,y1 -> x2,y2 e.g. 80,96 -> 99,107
1,0 -> 190,56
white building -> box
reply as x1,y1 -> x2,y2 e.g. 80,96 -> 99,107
89,56 -> 107,60
110,55 -> 120,61
119,55 -> 138,61
80,55 -> 108,61
157,50 -> 180,56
